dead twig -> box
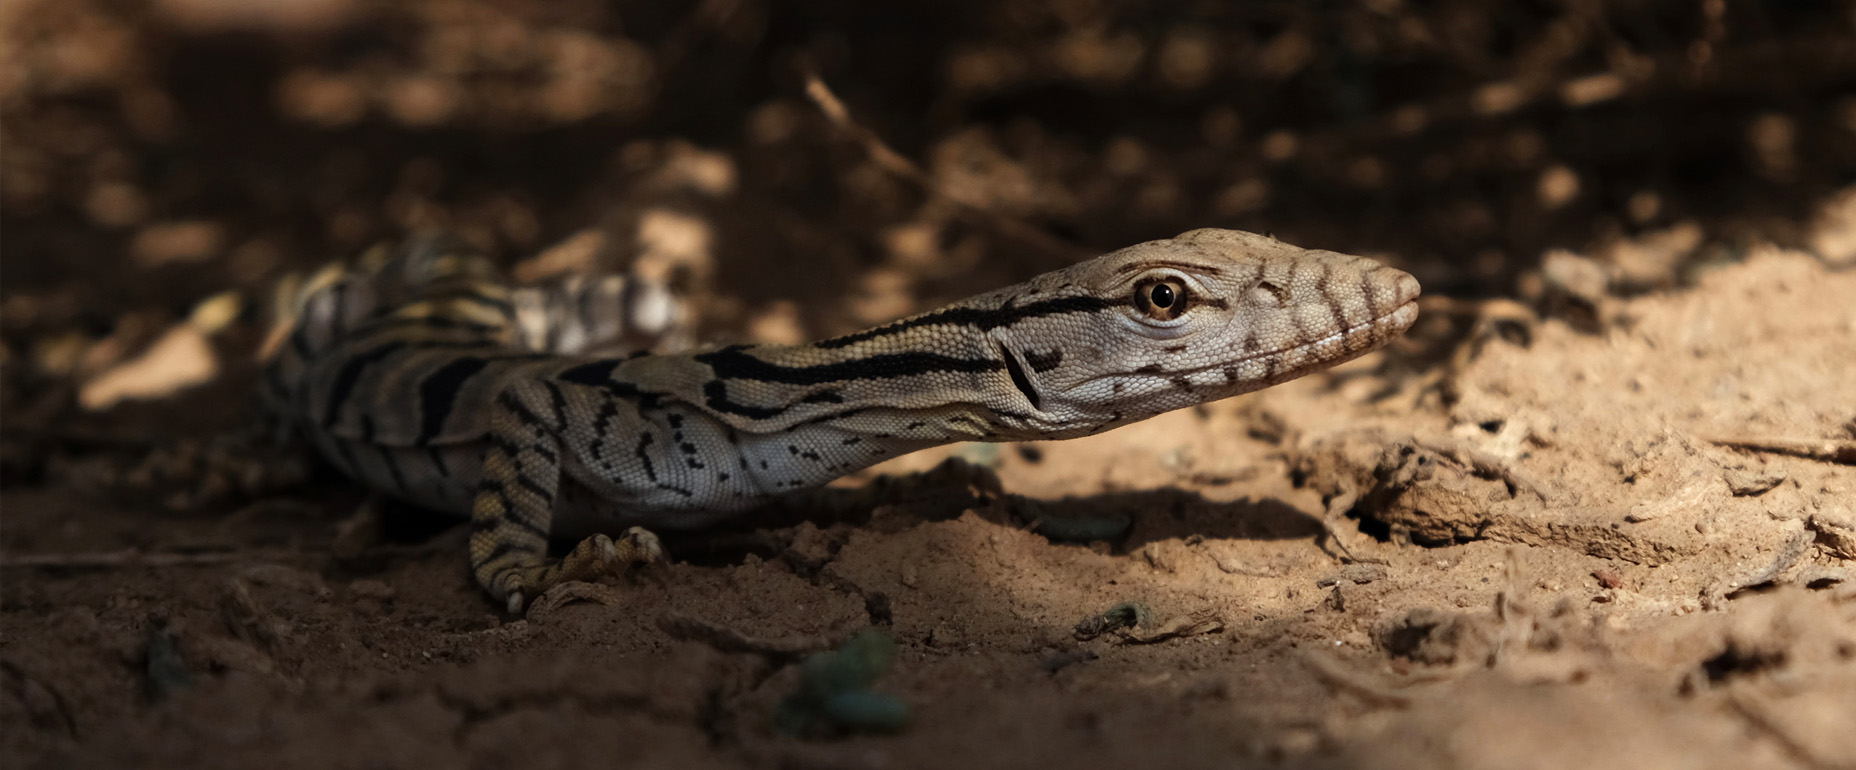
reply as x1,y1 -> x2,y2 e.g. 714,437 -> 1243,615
1117,610 -> 1224,645
1299,650 -> 1415,708
799,65 -> 1086,263
1702,528 -> 1816,609
1706,436 -> 1856,466
1726,690 -> 1845,770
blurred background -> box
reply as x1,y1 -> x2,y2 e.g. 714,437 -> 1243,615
3,0 -> 1854,385
3,7 -> 1855,763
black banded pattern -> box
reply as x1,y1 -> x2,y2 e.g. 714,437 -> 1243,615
814,295 -> 1117,349
265,228 -> 1418,612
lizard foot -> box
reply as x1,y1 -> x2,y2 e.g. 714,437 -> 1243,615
558,527 -> 666,576
504,527 -> 666,615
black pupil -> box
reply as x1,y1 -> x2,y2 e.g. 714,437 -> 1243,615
1149,283 -> 1175,308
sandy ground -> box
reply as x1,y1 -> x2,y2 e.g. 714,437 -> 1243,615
5,1 -> 1856,768
4,242 -> 1853,769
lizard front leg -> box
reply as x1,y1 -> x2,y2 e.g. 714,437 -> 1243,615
468,381 -> 663,614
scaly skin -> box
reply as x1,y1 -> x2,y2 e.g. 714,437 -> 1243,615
269,229 -> 1421,612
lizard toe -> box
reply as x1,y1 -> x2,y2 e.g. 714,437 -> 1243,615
617,527 -> 665,564
592,533 -> 620,561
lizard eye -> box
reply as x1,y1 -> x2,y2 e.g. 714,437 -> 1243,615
1132,278 -> 1190,320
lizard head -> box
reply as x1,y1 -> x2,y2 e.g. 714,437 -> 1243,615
989,228 -> 1421,437
686,229 -> 1417,442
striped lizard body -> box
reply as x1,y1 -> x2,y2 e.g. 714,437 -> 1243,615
270,229 -> 1421,612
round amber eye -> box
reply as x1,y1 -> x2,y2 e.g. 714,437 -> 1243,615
1133,278 -> 1189,320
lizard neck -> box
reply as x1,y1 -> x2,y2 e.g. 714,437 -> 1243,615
595,334 -> 1019,500
663,321 -> 1038,442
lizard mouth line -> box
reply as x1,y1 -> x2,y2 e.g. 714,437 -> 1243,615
1080,298 -> 1421,388
1219,298 -> 1420,371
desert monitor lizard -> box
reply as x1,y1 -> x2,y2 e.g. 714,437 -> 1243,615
267,228 -> 1421,612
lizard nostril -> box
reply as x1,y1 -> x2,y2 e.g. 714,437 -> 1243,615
1250,281 -> 1290,306
1401,273 -> 1422,302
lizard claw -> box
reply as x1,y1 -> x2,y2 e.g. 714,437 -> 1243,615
616,527 -> 665,564
503,528 -> 664,617
558,527 -> 665,583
